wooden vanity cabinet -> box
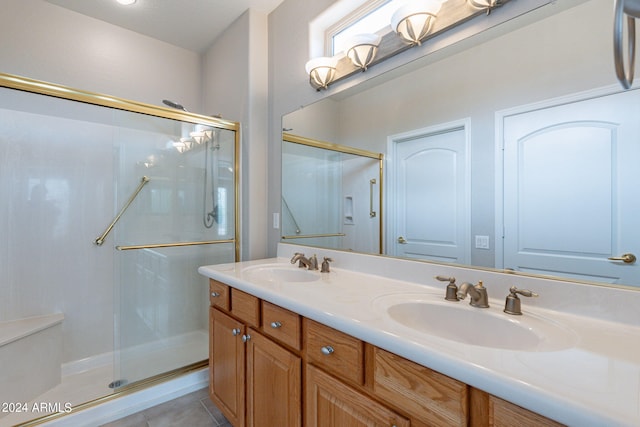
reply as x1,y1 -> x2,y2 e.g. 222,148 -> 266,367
208,280 -> 302,427
208,278 -> 565,427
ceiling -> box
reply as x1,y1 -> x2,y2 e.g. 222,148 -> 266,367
45,0 -> 286,53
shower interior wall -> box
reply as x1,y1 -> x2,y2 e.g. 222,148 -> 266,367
0,85 -> 238,369
0,0 -> 257,366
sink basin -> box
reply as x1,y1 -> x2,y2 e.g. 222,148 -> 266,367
242,263 -> 320,284
375,294 -> 576,352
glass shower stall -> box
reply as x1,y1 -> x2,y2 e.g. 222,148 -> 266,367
0,73 -> 239,426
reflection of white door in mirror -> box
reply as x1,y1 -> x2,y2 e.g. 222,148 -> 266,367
387,120 -> 470,264
501,87 -> 640,285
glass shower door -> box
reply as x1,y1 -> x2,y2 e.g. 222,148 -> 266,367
111,111 -> 237,387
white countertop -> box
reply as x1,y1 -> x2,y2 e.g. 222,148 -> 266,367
198,246 -> 640,427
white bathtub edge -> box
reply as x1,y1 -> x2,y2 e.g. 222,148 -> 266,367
41,367 -> 209,427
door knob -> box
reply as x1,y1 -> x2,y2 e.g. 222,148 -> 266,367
607,253 -> 637,263
397,236 -> 407,244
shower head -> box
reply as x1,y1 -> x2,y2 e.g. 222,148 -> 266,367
162,99 -> 187,111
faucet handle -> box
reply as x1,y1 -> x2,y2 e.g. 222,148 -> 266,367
321,257 -> 333,273
504,286 -> 538,315
435,276 -> 459,301
509,286 -> 538,298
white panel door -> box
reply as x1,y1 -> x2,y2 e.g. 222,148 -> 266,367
389,124 -> 469,263
502,89 -> 640,285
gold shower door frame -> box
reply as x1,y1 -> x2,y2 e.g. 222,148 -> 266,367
0,72 -> 241,425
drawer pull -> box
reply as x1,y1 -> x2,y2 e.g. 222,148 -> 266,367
211,292 -> 220,297
242,334 -> 251,343
232,328 -> 241,336
321,346 -> 334,355
270,321 -> 282,329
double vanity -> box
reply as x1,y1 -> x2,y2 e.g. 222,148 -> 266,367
198,243 -> 640,426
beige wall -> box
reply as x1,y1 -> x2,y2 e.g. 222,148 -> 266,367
203,9 -> 269,260
0,0 -> 202,110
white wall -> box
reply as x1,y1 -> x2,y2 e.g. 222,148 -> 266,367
0,0 -> 202,110
203,9 -> 269,261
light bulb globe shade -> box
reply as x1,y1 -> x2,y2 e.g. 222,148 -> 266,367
391,0 -> 443,45
305,57 -> 339,89
468,0 -> 497,8
116,0 -> 136,5
345,33 -> 382,71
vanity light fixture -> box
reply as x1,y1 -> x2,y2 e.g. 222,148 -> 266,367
345,33 -> 382,71
305,56 -> 339,90
391,0 -> 444,46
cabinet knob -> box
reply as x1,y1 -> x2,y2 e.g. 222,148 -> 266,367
232,328 -> 241,336
211,292 -> 220,297
270,321 -> 282,329
321,346 -> 334,355
242,334 -> 251,343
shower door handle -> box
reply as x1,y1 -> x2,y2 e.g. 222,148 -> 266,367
369,178 -> 377,218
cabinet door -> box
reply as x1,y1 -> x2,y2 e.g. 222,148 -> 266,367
246,329 -> 301,427
305,364 -> 409,427
210,308 -> 245,427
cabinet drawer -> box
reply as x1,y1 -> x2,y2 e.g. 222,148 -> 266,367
373,347 -> 468,427
304,319 -> 364,385
470,389 -> 564,427
209,280 -> 230,310
231,288 -> 260,327
262,302 -> 301,351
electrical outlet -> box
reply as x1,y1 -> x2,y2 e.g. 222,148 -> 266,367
273,213 -> 280,229
475,235 -> 490,249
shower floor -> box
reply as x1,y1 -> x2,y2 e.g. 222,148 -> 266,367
0,330 -> 208,427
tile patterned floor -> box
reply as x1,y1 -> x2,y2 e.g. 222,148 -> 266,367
100,388 -> 230,427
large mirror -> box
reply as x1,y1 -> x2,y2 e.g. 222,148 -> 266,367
282,0 -> 640,288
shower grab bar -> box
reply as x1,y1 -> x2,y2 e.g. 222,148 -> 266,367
116,239 -> 235,251
281,196 -> 301,234
282,233 -> 345,239
94,176 -> 150,246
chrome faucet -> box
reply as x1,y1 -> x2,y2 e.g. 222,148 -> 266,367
457,281 -> 489,308
290,252 -> 313,269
